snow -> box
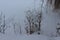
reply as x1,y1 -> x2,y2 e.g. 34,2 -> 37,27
0,34 -> 50,40
55,37 -> 60,40
0,22 -> 49,40
0,0 -> 60,40
40,0 -> 60,37
0,26 -> 50,40
0,26 -> 57,40
0,26 -> 51,40
0,32 -> 60,40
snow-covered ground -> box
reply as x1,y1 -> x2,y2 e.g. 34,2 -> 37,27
0,33 -> 60,40
0,34 -> 51,40
0,26 -> 59,40
0,26 -> 54,40
55,37 -> 60,40
0,0 -> 60,40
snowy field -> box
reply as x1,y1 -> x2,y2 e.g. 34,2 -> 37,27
0,34 -> 60,40
0,0 -> 60,40
0,26 -> 54,40
0,31 -> 60,40
0,34 -> 51,40
0,22 -> 59,40
0,25 -> 49,40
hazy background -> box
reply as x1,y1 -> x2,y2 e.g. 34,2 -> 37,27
0,0 -> 40,33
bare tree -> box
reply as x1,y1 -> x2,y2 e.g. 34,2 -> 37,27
12,19 -> 22,34
2,14 -> 6,34
56,23 -> 60,37
25,10 -> 35,34
0,12 -> 2,33
36,11 -> 42,34
25,9 -> 42,35
0,11 -> 6,34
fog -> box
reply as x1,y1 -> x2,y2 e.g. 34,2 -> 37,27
0,0 -> 40,32
0,0 -> 34,18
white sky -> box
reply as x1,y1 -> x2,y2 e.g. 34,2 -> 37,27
0,0 -> 40,30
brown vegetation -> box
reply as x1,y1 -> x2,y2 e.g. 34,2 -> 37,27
48,0 -> 60,9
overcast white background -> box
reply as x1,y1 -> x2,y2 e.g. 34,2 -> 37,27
0,0 -> 40,32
